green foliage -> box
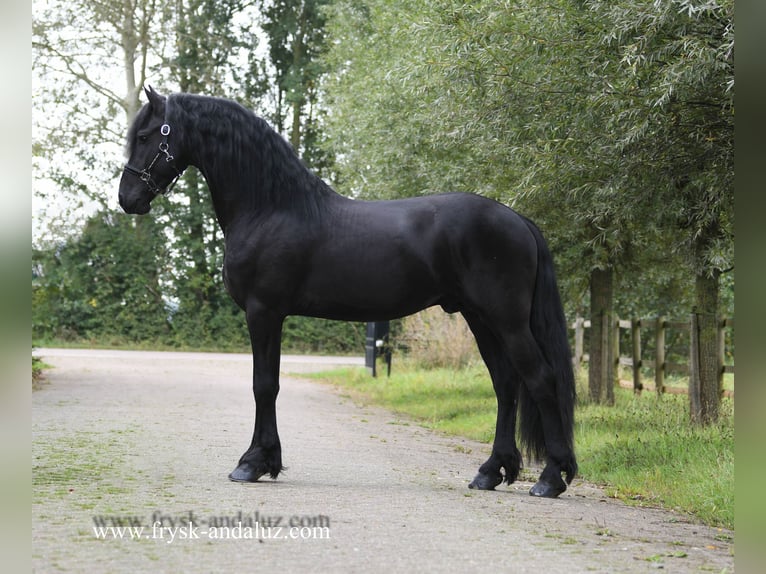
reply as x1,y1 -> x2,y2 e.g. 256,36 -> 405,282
282,316 -> 366,354
311,365 -> 733,528
321,0 -> 734,319
172,0 -> 247,94
32,353 -> 49,390
593,0 -> 734,276
259,0 -> 333,170
322,0 -> 472,199
576,387 -> 733,528
167,296 -> 251,351
32,209 -> 365,353
33,211 -> 171,343
33,0 -> 734,363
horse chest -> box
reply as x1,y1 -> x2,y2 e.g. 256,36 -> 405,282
222,238 -> 306,311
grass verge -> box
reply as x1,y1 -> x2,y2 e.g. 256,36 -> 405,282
308,363 -> 733,529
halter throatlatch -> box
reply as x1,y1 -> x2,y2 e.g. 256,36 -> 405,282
123,122 -> 183,197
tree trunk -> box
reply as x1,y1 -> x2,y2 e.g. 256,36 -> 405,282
120,3 -> 140,123
186,170 -> 212,305
289,9 -> 306,151
588,267 -> 615,405
689,271 -> 721,424
290,99 -> 302,151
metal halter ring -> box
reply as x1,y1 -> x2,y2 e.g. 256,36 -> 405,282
123,121 -> 183,197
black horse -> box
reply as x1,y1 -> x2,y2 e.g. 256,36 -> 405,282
119,87 -> 577,498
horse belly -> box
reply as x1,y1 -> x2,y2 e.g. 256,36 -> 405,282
295,250 -> 442,321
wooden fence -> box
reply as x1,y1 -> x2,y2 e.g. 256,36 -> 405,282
571,315 -> 734,397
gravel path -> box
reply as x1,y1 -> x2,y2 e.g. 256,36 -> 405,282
32,349 -> 734,573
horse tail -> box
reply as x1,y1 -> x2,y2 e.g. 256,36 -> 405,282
518,216 -> 577,479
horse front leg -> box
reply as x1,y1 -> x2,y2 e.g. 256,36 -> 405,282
229,306 -> 285,482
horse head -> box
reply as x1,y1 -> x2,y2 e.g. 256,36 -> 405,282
119,86 -> 185,214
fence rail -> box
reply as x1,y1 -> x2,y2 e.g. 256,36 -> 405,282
571,315 -> 734,398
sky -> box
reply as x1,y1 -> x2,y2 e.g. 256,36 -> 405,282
32,0 -> 133,247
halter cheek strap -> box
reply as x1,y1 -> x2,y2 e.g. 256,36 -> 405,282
123,117 -> 184,197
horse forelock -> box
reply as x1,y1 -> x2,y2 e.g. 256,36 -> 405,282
124,103 -> 153,159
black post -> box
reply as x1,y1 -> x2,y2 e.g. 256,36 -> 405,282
365,321 -> 390,377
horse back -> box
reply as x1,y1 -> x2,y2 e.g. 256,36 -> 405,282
222,192 -> 537,321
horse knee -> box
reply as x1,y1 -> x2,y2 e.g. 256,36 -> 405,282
254,387 -> 278,403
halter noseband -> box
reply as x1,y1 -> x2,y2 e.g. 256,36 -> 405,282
123,120 -> 183,197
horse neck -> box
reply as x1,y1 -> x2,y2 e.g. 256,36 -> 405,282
174,96 -> 338,232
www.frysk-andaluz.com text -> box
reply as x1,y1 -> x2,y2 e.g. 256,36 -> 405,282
92,510 -> 331,542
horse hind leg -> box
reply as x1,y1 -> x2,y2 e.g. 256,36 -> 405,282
462,311 -> 522,491
506,329 -> 576,498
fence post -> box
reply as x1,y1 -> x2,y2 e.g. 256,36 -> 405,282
689,312 -> 702,423
632,318 -> 642,393
609,314 -> 619,404
574,317 -> 584,367
718,318 -> 726,396
655,316 -> 665,395
598,311 -> 610,403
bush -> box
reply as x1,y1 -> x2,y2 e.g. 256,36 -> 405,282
282,316 -> 366,354
399,307 -> 479,369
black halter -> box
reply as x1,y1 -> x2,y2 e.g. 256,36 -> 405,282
123,117 -> 184,197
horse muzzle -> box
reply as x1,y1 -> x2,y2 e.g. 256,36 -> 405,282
119,194 -> 152,215
118,177 -> 153,215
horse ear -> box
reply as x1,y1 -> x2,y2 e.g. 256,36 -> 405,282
143,85 -> 166,109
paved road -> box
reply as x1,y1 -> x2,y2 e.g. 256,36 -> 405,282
32,349 -> 734,573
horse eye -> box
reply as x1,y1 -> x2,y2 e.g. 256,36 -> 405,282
138,134 -> 149,143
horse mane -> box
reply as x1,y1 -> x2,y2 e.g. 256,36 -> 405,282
167,93 -> 336,220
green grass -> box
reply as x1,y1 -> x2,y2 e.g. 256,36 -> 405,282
311,365 -> 499,443
309,363 -> 734,529
32,353 -> 52,390
32,429 -> 136,507
575,390 -> 733,528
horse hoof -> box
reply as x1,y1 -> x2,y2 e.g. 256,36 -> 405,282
228,462 -> 266,483
529,479 -> 566,498
468,471 -> 503,490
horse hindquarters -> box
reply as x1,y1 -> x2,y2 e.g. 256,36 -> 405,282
459,210 -> 576,497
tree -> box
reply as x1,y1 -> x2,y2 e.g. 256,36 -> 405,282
322,0 -> 480,199
260,0 -> 331,160
33,0 -> 169,239
160,0 -> 255,347
322,0 -> 733,419
33,0 -> 174,343
593,0 -> 734,422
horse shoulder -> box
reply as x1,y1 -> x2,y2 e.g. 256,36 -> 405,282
222,217 -> 317,310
